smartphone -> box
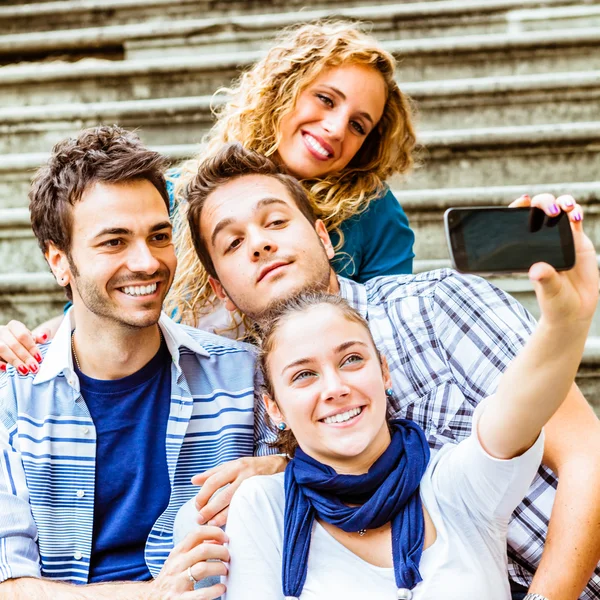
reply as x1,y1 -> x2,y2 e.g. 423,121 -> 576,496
444,206 -> 575,274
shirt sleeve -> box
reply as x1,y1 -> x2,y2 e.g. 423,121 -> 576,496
432,272 -> 536,404
253,369 -> 278,457
355,187 -> 415,282
0,375 -> 42,583
223,476 -> 284,600
430,400 -> 544,524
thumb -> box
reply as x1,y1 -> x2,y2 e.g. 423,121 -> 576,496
529,262 -> 562,301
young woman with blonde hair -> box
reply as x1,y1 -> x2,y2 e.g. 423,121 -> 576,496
166,20 -> 418,331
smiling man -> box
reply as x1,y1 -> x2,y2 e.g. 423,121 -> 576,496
0,127 -> 279,599
184,143 -> 600,600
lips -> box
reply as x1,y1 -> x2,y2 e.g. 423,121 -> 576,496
257,261 -> 290,283
302,131 -> 334,160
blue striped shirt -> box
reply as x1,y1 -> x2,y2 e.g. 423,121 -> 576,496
0,312 -> 273,585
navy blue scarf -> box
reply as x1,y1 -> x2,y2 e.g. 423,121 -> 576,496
282,419 -> 430,598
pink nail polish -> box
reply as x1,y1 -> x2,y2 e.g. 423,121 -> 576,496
573,212 -> 582,222
17,365 -> 28,376
550,204 -> 560,215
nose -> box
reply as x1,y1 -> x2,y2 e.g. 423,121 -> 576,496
248,228 -> 278,260
321,367 -> 351,402
126,241 -> 161,274
322,109 -> 347,141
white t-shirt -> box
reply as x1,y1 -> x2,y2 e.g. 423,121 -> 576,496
223,416 -> 544,600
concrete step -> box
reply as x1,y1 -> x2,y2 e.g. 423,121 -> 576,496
0,1 -> 597,61
1,70 -> 600,153
2,27 -> 600,106
0,268 -> 598,409
2,123 -> 599,207
0,0 -> 410,34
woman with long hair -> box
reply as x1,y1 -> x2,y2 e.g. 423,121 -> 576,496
166,21 -> 417,331
220,208 -> 597,598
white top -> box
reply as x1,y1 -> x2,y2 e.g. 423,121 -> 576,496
223,411 -> 544,600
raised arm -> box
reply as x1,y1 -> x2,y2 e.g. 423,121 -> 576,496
477,197 -> 598,460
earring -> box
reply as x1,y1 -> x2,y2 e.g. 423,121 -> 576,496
385,388 -> 393,397
277,422 -> 287,431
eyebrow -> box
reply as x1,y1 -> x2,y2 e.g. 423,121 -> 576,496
92,221 -> 172,240
281,340 -> 369,375
324,86 -> 375,125
210,197 -> 290,247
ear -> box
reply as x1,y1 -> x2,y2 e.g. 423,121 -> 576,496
381,354 -> 393,391
45,243 -> 72,288
208,276 -> 236,312
315,219 -> 335,260
263,393 -> 285,426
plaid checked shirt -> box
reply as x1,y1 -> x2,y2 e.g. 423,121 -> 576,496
339,270 -> 600,598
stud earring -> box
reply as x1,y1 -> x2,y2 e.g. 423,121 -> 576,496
277,422 -> 287,431
385,388 -> 394,397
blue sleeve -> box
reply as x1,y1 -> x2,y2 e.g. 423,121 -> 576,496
334,187 -> 415,283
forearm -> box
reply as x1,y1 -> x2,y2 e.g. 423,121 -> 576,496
529,396 -> 600,600
1,577 -> 153,600
478,319 -> 589,458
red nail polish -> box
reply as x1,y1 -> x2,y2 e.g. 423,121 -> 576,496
0,364 -> 6,372
29,364 -> 39,374
17,365 -> 28,376
34,352 -> 42,363
41,334 -> 48,342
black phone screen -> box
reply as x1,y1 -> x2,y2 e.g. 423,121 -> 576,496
446,207 -> 575,273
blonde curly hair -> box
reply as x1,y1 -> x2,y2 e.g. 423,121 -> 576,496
166,20 -> 417,329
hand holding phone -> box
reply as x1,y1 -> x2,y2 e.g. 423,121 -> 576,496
444,206 -> 575,274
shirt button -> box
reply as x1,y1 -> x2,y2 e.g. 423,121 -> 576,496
74,551 -> 83,560
82,427 -> 89,435
76,490 -> 85,498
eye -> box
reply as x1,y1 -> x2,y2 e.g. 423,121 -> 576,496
342,354 -> 364,367
350,121 -> 366,135
268,219 -> 286,227
316,93 -> 334,108
152,232 -> 171,243
102,238 -> 123,248
291,370 -> 316,383
226,238 -> 242,252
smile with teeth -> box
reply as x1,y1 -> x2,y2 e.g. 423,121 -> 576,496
120,282 -> 158,297
321,406 -> 363,425
304,133 -> 332,158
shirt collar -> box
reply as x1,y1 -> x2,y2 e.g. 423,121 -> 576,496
337,276 -> 369,320
33,310 -> 209,386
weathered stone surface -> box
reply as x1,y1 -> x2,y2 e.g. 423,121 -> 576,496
1,70 -> 600,153
2,29 -> 600,107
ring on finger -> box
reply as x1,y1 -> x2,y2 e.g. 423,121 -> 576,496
188,565 -> 198,584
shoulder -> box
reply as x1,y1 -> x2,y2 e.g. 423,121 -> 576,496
232,473 -> 285,514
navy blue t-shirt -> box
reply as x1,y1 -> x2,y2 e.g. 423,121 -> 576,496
75,339 -> 172,582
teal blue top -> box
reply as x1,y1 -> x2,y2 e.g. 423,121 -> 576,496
330,187 -> 414,282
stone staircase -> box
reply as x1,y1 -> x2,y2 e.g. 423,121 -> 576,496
0,0 -> 599,409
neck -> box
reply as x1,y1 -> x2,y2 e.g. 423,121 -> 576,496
328,271 -> 340,295
71,310 -> 162,380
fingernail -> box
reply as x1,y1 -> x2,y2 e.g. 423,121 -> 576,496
17,365 -> 28,376
29,363 -> 38,374
550,204 -> 560,215
564,199 -> 575,207
34,352 -> 42,363
573,212 -> 582,222
0,364 -> 6,372
522,194 -> 530,200
197,513 -> 206,525
41,334 -> 48,342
